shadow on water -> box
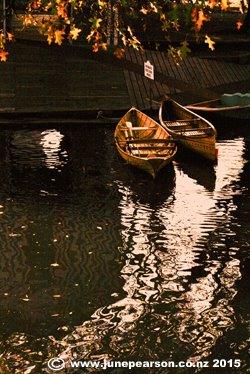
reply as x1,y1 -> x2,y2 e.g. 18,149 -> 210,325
0,124 -> 249,373
175,151 -> 216,193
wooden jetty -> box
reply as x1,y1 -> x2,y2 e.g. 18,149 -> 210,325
122,47 -> 250,111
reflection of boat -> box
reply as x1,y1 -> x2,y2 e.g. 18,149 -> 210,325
116,163 -> 176,208
186,93 -> 250,121
159,98 -> 217,162
175,154 -> 216,192
115,108 -> 177,178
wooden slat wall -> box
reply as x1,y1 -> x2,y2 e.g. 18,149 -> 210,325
123,48 -> 250,110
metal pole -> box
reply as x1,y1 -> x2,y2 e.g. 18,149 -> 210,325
3,0 -> 7,39
150,81 -> 152,110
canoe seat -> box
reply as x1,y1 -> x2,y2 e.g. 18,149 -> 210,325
180,130 -> 207,136
128,145 -> 175,150
164,119 -> 200,128
121,122 -> 156,131
127,139 -> 173,144
175,127 -> 212,133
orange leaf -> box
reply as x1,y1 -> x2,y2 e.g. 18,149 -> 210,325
196,10 -> 209,31
54,30 -> 65,45
221,0 -> 228,11
92,43 -> 99,53
0,50 -> 9,62
57,4 -> 68,19
7,33 -> 14,42
208,0 -> 217,8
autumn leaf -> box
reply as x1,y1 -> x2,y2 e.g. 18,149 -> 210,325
236,20 -> 243,30
100,43 -> 108,51
92,43 -> 99,53
70,26 -> 81,40
23,14 -> 35,27
140,7 -> 148,14
46,26 -> 54,45
54,29 -> 65,45
179,41 -> 191,58
98,0 -> 106,8
0,50 -> 9,62
149,2 -> 158,13
195,10 -> 209,31
221,0 -> 228,11
7,33 -> 14,42
208,0 -> 217,8
57,4 -> 68,19
90,17 -> 102,29
205,35 -> 215,50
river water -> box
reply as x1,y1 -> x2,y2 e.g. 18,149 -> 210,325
0,122 -> 249,373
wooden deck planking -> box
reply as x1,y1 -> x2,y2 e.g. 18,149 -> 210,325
123,47 -> 250,110
191,58 -> 213,87
144,50 -> 166,98
211,60 -> 230,86
181,57 -> 202,85
130,49 -> 152,109
224,61 -> 246,82
157,52 -> 179,94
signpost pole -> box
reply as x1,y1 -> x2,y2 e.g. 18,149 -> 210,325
144,60 -> 154,111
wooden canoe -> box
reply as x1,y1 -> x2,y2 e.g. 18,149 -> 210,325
186,93 -> 250,121
159,97 -> 217,162
115,108 -> 177,178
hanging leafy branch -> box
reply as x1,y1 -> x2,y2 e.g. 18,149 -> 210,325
0,0 -> 248,62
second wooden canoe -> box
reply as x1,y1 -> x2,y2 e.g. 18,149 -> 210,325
115,108 -> 177,178
159,97 -> 217,162
186,93 -> 250,121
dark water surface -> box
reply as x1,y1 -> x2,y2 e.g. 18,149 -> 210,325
0,124 -> 249,373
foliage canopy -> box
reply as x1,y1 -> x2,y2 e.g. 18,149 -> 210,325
0,0 -> 249,61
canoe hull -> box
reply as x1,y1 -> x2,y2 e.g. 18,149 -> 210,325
115,108 -> 177,178
159,98 -> 217,162
180,136 -> 217,161
186,96 -> 250,121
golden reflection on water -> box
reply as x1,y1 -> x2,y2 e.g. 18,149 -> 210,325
58,137 -> 246,365
40,129 -> 68,169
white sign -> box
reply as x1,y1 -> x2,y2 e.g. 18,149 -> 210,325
144,60 -> 154,80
